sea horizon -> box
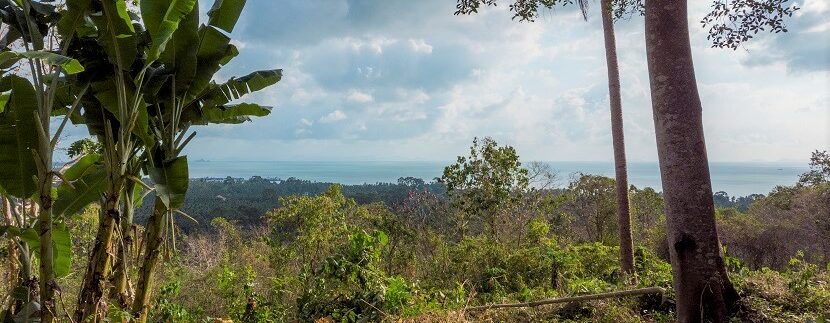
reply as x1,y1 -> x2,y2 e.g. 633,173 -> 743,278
185,160 -> 809,197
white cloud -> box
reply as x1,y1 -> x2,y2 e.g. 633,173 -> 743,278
346,90 -> 374,103
186,0 -> 828,163
408,39 -> 433,54
319,110 -> 347,123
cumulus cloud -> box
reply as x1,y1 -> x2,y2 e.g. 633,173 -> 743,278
176,0 -> 828,163
346,90 -> 374,103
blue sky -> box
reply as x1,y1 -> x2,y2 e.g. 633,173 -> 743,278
64,0 -> 830,162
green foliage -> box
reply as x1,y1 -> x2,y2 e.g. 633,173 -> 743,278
563,174 -> 617,243
298,230 -> 404,322
798,150 -> 830,186
152,281 -> 199,322
141,0 -> 198,62
440,137 -> 529,237
215,264 -> 285,323
0,75 -> 39,198
207,0 -> 246,32
52,154 -> 107,218
149,156 -> 190,209
267,184 -> 356,271
3,221 -> 73,278
66,138 -> 103,158
0,50 -> 84,74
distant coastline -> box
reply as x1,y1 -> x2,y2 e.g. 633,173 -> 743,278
185,160 -> 808,197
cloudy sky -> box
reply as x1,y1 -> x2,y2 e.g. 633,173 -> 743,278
65,0 -> 830,162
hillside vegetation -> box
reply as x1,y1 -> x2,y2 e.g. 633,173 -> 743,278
5,144 -> 827,322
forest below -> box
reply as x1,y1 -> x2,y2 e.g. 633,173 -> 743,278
5,142 -> 829,322
147,172 -> 762,236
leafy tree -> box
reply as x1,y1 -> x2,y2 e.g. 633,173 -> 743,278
563,174 -> 617,244
629,186 -> 663,236
440,137 -> 529,239
0,1 -> 99,321
124,1 -> 281,320
798,150 -> 830,187
267,184 -> 359,273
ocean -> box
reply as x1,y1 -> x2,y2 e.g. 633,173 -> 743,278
187,160 -> 809,197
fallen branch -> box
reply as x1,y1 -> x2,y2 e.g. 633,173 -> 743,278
466,287 -> 665,311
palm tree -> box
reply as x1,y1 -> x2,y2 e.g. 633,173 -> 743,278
599,0 -> 635,276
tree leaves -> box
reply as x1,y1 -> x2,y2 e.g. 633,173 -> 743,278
207,0 -> 246,33
89,0 -> 138,69
57,0 -> 92,38
148,155 -> 189,209
51,222 -> 72,277
141,0 -> 198,62
0,75 -> 38,198
200,69 -> 282,108
191,102 -> 272,125
0,50 -> 85,74
3,222 -> 73,277
53,154 -> 107,218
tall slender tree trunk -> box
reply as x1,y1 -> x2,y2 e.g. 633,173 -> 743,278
75,193 -> 120,322
133,197 -> 167,323
600,0 -> 635,276
644,0 -> 739,321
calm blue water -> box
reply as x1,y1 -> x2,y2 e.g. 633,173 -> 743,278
187,161 -> 808,197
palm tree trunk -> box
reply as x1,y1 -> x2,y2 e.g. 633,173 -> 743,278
644,0 -> 739,321
75,193 -> 120,322
132,197 -> 167,323
600,0 -> 635,276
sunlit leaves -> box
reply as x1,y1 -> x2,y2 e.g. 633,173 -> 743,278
197,103 -> 271,125
0,51 -> 85,74
207,0 -> 246,33
201,69 -> 282,108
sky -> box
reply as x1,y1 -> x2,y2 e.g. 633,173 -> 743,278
64,0 -> 830,162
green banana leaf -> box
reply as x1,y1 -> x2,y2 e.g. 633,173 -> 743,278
0,75 -> 38,198
148,155 -> 188,209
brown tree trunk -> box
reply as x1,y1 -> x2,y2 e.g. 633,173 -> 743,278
132,197 -> 167,323
37,183 -> 55,323
75,193 -> 120,322
600,0 -> 635,276
644,0 -> 739,321
110,181 -> 136,309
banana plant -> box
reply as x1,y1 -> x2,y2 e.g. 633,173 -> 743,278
52,0 -> 160,320
0,1 -> 100,322
130,1 -> 281,321
52,0 -> 278,320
